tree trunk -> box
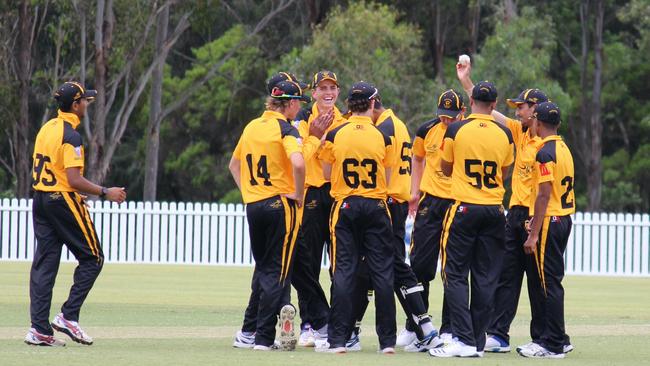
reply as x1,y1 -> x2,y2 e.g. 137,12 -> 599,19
503,0 -> 517,24
87,0 -> 110,184
433,1 -> 446,83
468,0 -> 481,54
14,0 -> 33,198
587,0 -> 604,211
143,4 -> 169,201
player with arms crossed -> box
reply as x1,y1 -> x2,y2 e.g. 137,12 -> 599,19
229,80 -> 308,351
316,81 -> 397,354
429,81 -> 514,358
518,102 -> 575,359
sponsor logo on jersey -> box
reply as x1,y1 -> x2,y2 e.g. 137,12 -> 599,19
426,143 -> 438,153
540,163 -> 550,176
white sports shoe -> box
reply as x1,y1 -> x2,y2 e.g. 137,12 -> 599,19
516,341 -> 536,353
24,328 -> 66,347
345,330 -> 362,351
315,341 -> 346,354
233,330 -> 255,348
403,330 -> 438,352
428,339 -> 481,358
51,313 -> 93,345
484,334 -> 511,353
564,343 -> 574,353
278,304 -> 297,351
518,343 -> 566,359
396,328 -> 417,347
298,328 -> 315,347
253,344 -> 279,351
381,347 -> 395,354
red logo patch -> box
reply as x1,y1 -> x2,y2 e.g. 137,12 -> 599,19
539,163 -> 550,176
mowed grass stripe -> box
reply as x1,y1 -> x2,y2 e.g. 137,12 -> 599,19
2,323 -> 650,340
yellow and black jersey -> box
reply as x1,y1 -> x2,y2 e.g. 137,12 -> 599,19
376,109 -> 411,202
441,113 -> 514,205
506,118 -> 541,208
31,110 -> 85,192
318,115 -> 395,201
412,118 -> 452,199
295,105 -> 346,188
529,135 -> 575,216
233,110 -> 302,204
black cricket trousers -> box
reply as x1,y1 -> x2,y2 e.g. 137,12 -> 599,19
525,215 -> 572,354
487,205 -> 532,342
488,206 -> 571,347
30,191 -> 104,335
243,195 -> 301,347
407,193 -> 452,334
328,196 -> 396,349
290,183 -> 331,330
441,201 -> 505,351
350,199 -> 432,338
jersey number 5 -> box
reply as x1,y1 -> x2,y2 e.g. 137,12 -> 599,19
399,142 -> 412,175
32,153 -> 57,187
343,158 -> 377,188
245,154 -> 271,186
464,159 -> 498,189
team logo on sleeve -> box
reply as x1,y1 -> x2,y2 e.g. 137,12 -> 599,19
74,146 -> 82,158
539,163 -> 550,176
296,137 -> 303,146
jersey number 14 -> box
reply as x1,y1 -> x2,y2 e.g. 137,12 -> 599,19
246,154 -> 271,186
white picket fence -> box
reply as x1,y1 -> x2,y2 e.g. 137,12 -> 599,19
0,198 -> 649,276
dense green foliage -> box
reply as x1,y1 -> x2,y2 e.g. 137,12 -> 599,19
1,0 -> 649,212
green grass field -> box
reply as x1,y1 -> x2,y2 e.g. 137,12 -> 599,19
1,262 -> 649,365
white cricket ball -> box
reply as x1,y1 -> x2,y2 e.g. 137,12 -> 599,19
458,54 -> 471,65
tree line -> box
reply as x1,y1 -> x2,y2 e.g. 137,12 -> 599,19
0,0 -> 648,212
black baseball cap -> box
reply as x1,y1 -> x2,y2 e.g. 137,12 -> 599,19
270,80 -> 311,103
347,81 -> 378,101
437,89 -> 465,118
471,81 -> 498,102
533,102 -> 561,125
311,70 -> 339,88
267,72 -> 308,94
507,88 -> 548,108
54,82 -> 97,107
